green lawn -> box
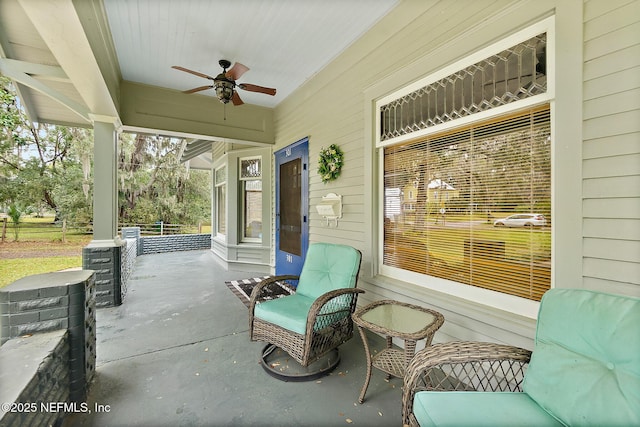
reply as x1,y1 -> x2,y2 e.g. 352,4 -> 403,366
1,216 -> 87,287
397,219 -> 551,264
1,216 -> 210,289
0,256 -> 82,288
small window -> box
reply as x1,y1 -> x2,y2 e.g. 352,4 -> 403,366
239,157 -> 262,241
380,33 -> 547,142
240,157 -> 261,179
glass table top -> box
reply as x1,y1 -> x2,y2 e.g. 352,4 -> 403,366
360,303 -> 436,335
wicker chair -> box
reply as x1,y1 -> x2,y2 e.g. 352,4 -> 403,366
402,289 -> 640,427
249,243 -> 363,368
402,341 -> 532,426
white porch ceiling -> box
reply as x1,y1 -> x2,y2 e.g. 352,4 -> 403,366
105,0 -> 398,108
0,0 -> 399,130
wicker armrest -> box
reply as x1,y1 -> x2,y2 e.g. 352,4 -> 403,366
402,341 -> 532,426
248,275 -> 299,313
306,288 -> 365,331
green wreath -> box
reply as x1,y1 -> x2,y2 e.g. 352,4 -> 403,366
317,144 -> 344,183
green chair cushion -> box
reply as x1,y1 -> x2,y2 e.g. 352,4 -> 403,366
254,243 -> 361,337
253,293 -> 315,335
296,243 -> 360,300
523,289 -> 640,426
412,391 -> 563,427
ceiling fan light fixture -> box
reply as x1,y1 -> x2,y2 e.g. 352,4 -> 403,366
173,59 -> 276,107
214,79 -> 235,104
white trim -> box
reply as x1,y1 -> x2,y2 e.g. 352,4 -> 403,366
377,151 -> 386,271
86,238 -> 124,248
89,114 -> 122,128
214,164 -> 227,239
379,265 -> 540,319
121,125 -> 272,147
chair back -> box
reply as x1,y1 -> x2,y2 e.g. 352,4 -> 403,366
523,288 -> 640,426
295,243 -> 361,300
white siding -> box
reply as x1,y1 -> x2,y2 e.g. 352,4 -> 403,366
272,0 -> 638,349
582,0 -> 640,295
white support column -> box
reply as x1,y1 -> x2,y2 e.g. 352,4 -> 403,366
83,119 -> 124,306
90,120 -> 120,244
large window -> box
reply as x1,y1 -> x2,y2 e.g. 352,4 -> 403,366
378,21 -> 552,302
240,157 -> 262,241
383,107 -> 551,301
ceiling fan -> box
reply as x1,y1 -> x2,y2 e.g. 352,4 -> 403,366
172,59 -> 276,106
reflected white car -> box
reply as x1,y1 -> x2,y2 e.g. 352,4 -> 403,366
493,213 -> 547,227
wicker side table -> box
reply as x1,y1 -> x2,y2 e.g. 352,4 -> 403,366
352,299 -> 444,403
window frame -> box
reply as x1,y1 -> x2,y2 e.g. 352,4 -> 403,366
374,17 -> 556,318
214,165 -> 227,239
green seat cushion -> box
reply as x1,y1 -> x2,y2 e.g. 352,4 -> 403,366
412,391 -> 563,427
296,243 -> 360,300
523,289 -> 640,426
253,293 -> 315,335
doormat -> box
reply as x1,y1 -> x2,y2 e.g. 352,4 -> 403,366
225,276 -> 295,308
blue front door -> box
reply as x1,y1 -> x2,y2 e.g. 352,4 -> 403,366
275,138 -> 309,276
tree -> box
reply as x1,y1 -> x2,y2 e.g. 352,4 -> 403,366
7,203 -> 22,240
2,76 -> 210,228
52,128 -> 93,223
118,133 -> 211,226
0,76 -> 91,220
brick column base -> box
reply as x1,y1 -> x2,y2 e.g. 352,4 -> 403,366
83,244 -> 122,308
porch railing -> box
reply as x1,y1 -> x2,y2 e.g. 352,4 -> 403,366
0,218 -> 210,242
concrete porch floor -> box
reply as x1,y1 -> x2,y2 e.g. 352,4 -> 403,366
63,250 -> 403,427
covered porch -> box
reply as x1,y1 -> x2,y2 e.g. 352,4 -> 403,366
63,249 -> 402,426
1,0 -> 638,424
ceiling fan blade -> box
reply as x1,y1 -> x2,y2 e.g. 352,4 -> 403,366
238,83 -> 276,96
231,91 -> 244,106
226,62 -> 249,81
172,65 -> 215,80
183,85 -> 213,94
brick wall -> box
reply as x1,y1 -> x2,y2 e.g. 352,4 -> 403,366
0,331 -> 70,427
140,233 -> 211,255
120,238 -> 137,302
80,230 -> 210,309
0,270 -> 96,426
83,245 -> 121,307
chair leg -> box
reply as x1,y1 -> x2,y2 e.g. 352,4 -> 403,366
357,326 -> 373,403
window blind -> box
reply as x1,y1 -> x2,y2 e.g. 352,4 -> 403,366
383,106 -> 551,301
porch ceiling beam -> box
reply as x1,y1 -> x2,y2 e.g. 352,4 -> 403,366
0,58 -> 69,82
0,23 -> 38,122
0,58 -> 91,123
17,0 -> 119,121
